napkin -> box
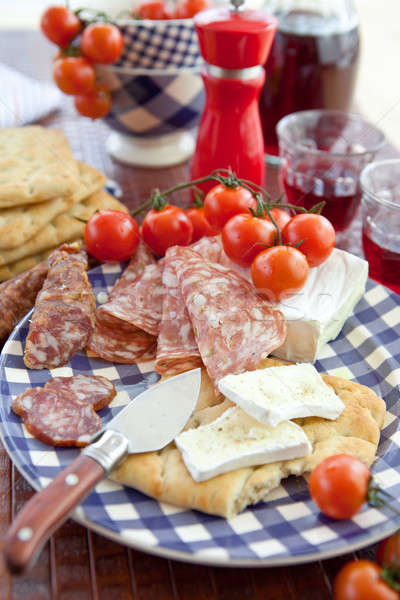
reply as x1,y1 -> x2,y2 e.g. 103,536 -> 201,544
0,63 -> 62,128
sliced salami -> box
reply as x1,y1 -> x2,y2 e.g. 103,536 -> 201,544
173,246 -> 287,385
154,246 -> 202,376
0,261 -> 48,343
24,244 -> 96,370
12,374 -> 116,446
87,321 -> 156,364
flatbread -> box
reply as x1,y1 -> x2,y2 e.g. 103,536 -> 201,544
0,190 -> 128,268
110,358 -> 386,519
0,162 -> 106,250
0,127 -> 80,206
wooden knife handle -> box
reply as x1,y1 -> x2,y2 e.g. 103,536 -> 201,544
3,454 -> 105,574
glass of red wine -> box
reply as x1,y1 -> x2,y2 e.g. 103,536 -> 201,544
361,160 -> 400,295
277,110 -> 385,236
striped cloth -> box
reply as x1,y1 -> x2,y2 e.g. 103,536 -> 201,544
0,63 -> 61,128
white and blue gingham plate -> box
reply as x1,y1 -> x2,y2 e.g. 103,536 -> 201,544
1,263 -> 400,567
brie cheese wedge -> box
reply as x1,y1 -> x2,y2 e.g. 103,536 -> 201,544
218,363 -> 345,427
175,406 -> 311,482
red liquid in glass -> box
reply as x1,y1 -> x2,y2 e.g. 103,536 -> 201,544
259,12 -> 359,155
362,230 -> 400,295
282,160 -> 361,232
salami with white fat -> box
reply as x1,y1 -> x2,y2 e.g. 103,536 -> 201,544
12,374 -> 116,447
173,246 -> 287,385
24,244 -> 96,369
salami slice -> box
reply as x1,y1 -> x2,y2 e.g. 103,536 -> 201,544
24,244 -> 96,370
87,321 -> 155,363
0,261 -> 48,343
154,247 -> 202,376
173,246 -> 287,385
12,374 -> 116,446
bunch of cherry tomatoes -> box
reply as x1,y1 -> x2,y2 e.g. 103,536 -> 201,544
41,5 -> 124,119
133,0 -> 211,20
84,173 -> 336,303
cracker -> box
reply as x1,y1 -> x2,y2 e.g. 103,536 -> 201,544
0,190 -> 128,268
0,127 -> 80,206
0,162 -> 106,250
110,359 -> 386,519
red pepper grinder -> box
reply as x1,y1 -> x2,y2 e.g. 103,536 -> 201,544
191,0 -> 277,193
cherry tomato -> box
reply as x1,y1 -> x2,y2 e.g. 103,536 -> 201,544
53,57 -> 96,95
74,85 -> 112,119
377,532 -> 400,568
81,23 -> 124,65
222,214 -> 276,266
185,207 -> 219,243
251,245 -> 309,302
136,0 -> 171,19
203,184 -> 257,231
174,0 -> 211,18
84,210 -> 140,262
142,205 -> 193,256
40,6 -> 81,48
265,208 -> 291,231
334,560 -> 398,600
282,213 -> 335,267
309,454 -> 370,520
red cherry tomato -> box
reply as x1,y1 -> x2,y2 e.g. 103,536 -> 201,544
251,245 -> 309,302
334,560 -> 398,600
40,6 -> 81,48
142,205 -> 193,256
53,57 -> 96,95
74,86 -> 112,119
185,207 -> 219,243
174,0 -> 211,18
84,210 -> 140,262
309,454 -> 370,520
203,184 -> 257,231
222,214 -> 276,266
265,207 -> 291,231
377,531 -> 400,568
282,213 -> 335,267
81,23 -> 124,65
136,0 -> 171,19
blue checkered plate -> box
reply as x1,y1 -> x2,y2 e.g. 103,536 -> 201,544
1,263 -> 400,567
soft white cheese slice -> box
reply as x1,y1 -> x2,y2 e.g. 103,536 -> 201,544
218,363 -> 345,427
175,406 -> 311,482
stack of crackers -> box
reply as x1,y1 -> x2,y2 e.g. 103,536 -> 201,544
0,126 -> 128,281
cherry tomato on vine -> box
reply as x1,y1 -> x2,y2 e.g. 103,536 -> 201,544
282,213 -> 335,267
309,454 -> 370,520
74,85 -> 112,119
377,532 -> 400,568
142,205 -> 193,256
251,245 -> 309,302
81,23 -> 124,65
174,0 -> 211,18
84,210 -> 140,262
136,0 -> 172,19
40,6 -> 81,48
53,57 -> 96,95
222,214 -> 276,266
203,184 -> 257,231
185,207 -> 218,243
333,560 -> 398,600
265,207 -> 291,231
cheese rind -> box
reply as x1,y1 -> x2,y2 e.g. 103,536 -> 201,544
175,406 -> 311,482
218,363 -> 345,427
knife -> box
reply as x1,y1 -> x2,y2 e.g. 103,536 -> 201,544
3,368 -> 201,574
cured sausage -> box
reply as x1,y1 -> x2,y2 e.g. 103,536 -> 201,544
24,244 -> 96,369
12,374 -> 116,446
173,246 -> 287,385
0,261 -> 47,343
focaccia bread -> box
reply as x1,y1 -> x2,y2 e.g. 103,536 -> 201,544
110,358 -> 386,519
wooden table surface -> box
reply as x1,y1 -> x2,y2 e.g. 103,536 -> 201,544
0,30 -> 398,600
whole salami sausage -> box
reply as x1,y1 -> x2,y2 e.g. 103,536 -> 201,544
0,261 -> 48,344
173,246 -> 287,385
24,244 -> 96,369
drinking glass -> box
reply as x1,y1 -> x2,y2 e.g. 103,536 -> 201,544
277,110 -> 385,234
361,159 -> 400,294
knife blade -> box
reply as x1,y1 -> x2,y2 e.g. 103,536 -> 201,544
3,368 -> 201,574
